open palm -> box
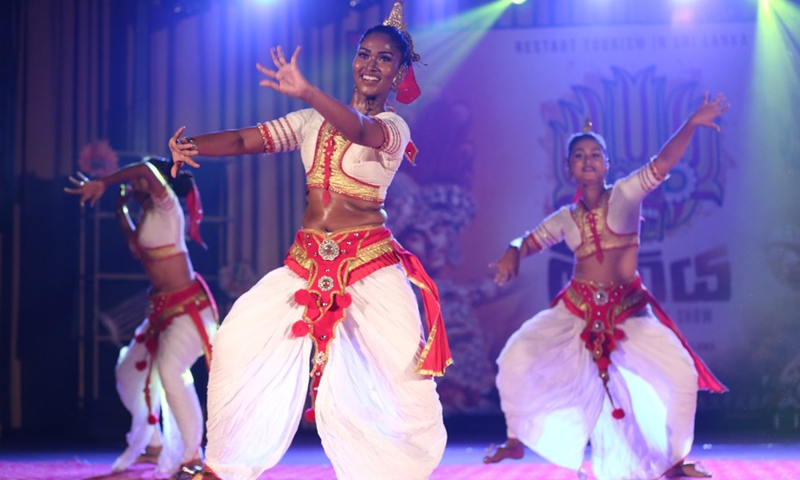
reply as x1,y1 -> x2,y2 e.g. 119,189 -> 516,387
257,46 -> 310,100
690,92 -> 731,131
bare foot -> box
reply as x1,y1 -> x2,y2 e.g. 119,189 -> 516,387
665,462 -> 712,478
483,438 -> 525,464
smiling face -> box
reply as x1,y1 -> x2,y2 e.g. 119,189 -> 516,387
568,137 -> 609,186
352,31 -> 404,104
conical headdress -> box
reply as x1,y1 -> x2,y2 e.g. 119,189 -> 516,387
383,1 -> 420,63
383,0 -> 407,31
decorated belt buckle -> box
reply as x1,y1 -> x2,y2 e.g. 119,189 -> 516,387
594,289 -> 609,306
318,276 -> 334,292
314,351 -> 327,365
318,238 -> 341,261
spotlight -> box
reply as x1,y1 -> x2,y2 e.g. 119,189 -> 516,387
511,0 -> 527,5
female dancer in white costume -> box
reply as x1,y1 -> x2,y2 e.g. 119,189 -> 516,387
66,158 -> 218,477
169,3 -> 452,480
484,93 -> 730,479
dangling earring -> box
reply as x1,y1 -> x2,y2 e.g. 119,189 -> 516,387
392,65 -> 407,92
391,75 -> 402,92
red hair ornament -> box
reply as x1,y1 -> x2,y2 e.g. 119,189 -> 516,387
396,65 -> 421,104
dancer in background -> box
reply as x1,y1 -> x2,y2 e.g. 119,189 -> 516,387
168,2 -> 451,479
484,93 -> 729,479
66,157 -> 218,477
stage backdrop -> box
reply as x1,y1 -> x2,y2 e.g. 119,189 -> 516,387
385,21 -> 800,423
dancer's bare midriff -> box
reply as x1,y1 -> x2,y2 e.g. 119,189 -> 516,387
572,244 -> 639,286
302,188 -> 387,232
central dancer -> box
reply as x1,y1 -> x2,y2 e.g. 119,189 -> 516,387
169,2 -> 451,480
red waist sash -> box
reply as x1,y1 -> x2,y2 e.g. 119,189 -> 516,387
554,275 -> 727,419
134,274 -> 219,424
284,226 -> 452,421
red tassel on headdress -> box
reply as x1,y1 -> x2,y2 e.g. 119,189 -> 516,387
396,64 -> 421,104
186,181 -> 207,249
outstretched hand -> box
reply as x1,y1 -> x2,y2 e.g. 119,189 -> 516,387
490,248 -> 521,286
689,92 -> 731,132
257,46 -> 311,101
168,126 -> 200,178
64,171 -> 106,207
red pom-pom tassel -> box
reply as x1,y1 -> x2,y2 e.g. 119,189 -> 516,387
597,356 -> 610,371
336,293 -> 352,308
147,414 -> 159,425
294,289 -> 314,306
135,360 -> 147,371
291,320 -> 311,337
303,407 -> 316,423
612,408 -> 625,420
614,329 -> 627,341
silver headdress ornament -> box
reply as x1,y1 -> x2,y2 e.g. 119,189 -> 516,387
383,1 -> 420,63
582,116 -> 593,133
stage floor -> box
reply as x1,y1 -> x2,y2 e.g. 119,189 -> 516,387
1,436 -> 798,479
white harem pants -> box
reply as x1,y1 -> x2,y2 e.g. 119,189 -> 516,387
496,301 -> 698,480
204,264 -> 447,480
113,307 -> 218,474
